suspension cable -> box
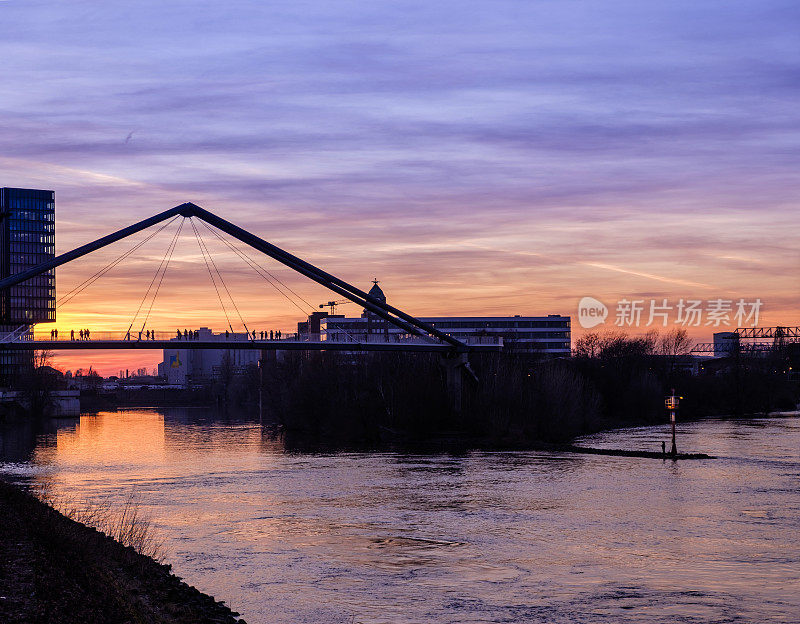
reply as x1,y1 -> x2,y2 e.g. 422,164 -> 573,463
197,219 -> 364,343
197,219 -> 315,316
58,215 -> 180,309
191,218 -> 250,336
138,219 -> 185,335
190,218 -> 235,335
125,218 -> 184,337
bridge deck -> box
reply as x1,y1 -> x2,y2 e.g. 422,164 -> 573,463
0,340 -> 501,353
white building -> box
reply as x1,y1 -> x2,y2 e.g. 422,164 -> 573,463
318,281 -> 571,356
158,327 -> 261,386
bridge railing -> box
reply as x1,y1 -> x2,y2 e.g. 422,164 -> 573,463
26,330 -> 297,343
0,326 -> 33,343
3,328 -> 503,348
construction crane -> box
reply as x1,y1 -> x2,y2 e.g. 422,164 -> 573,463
319,299 -> 350,315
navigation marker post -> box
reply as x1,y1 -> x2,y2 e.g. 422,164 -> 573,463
665,389 -> 682,457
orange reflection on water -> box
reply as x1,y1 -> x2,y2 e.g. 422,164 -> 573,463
35,410 -> 167,467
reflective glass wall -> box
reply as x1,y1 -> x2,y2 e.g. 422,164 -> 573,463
0,188 -> 56,324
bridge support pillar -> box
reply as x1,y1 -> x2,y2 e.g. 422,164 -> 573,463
440,352 -> 472,415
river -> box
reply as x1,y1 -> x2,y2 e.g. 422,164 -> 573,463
1,409 -> 798,623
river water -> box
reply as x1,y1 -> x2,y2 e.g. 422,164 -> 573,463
1,409 -> 798,623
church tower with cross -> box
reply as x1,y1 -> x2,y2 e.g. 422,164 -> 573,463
362,279 -> 390,340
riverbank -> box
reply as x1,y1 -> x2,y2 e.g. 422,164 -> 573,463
0,479 -> 244,624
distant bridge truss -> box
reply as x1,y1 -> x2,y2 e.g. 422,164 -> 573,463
690,326 -> 800,355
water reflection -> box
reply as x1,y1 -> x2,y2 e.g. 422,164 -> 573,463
1,409 -> 798,623
0,415 -> 78,465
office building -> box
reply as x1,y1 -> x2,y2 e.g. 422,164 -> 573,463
0,188 -> 56,324
315,281 -> 571,356
0,187 -> 56,384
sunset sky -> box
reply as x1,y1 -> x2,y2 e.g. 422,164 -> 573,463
1,0 -> 798,375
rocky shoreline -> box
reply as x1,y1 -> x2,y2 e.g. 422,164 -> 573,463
0,480 -> 245,624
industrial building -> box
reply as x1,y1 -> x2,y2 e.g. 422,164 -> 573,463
158,327 -> 261,385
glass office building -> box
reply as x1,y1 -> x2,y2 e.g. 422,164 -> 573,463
0,187 -> 56,384
0,188 -> 56,323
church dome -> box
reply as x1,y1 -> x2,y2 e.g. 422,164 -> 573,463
367,279 -> 386,303
363,279 -> 387,317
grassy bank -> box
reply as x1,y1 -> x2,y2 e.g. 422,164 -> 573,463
0,480 -> 244,624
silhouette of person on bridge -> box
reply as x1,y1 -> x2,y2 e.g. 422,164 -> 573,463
71,329 -> 75,340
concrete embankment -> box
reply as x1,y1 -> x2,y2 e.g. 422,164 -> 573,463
0,480 -> 245,624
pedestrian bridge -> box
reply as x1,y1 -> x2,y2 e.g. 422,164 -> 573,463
0,331 -> 501,353
0,202 -> 501,355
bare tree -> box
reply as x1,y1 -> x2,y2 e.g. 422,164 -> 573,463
573,332 -> 602,358
658,328 -> 693,377
20,349 -> 60,415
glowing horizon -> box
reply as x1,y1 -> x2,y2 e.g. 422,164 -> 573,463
31,202 -> 797,376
